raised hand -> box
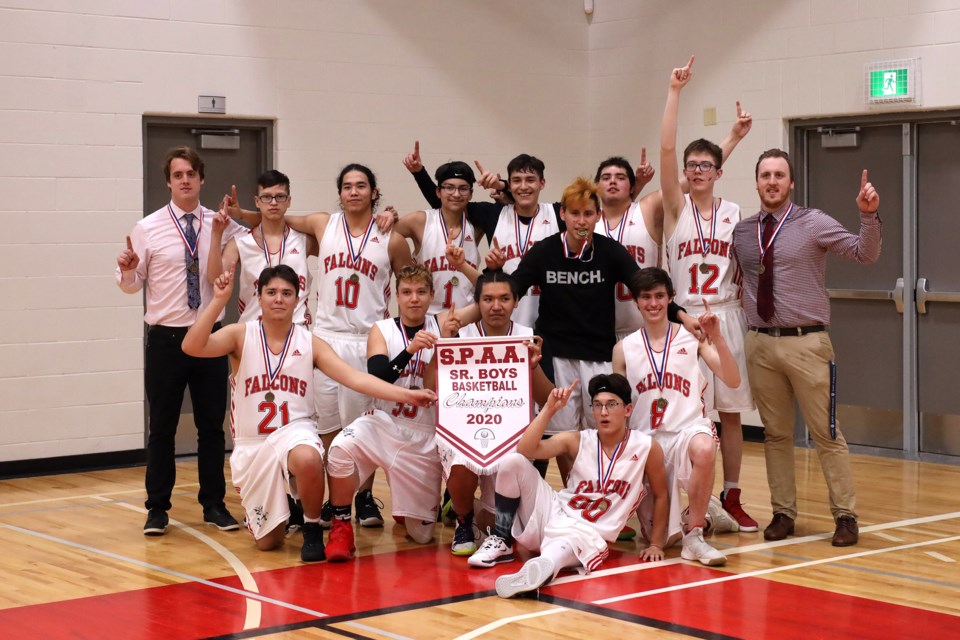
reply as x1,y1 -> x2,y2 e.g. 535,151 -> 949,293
856,169 -> 880,213
212,208 -> 230,235
526,335 -> 544,370
446,243 -> 466,269
678,307 -> 705,342
731,100 -> 752,140
117,235 -> 140,271
213,269 -> 234,301
634,146 -> 656,194
221,185 -> 242,220
407,328 -> 439,354
546,379 -> 579,412
402,140 -> 423,173
376,204 -> 399,232
669,55 -> 695,89
441,301 -> 462,338
485,237 -> 507,270
697,298 -> 720,340
474,160 -> 503,191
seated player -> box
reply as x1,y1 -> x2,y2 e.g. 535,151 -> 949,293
613,267 -> 740,566
468,374 -> 669,599
425,271 -> 554,557
324,265 -> 451,560
182,265 -> 435,562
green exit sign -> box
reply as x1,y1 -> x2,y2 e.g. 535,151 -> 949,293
870,69 -> 908,98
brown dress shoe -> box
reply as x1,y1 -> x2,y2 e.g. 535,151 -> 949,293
832,515 -> 859,547
763,513 -> 795,541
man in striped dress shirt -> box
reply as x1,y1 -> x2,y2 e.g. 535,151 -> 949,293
732,148 -> 881,547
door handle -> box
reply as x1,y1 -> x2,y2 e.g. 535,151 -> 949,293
827,278 -> 905,313
916,277 -> 960,314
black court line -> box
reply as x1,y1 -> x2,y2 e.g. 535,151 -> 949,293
204,589 -> 498,640
531,593 -> 743,640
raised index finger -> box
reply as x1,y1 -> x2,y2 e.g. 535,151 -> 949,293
702,298 -> 712,314
640,147 -> 647,164
414,140 -> 420,156
474,160 -> 487,175
860,169 -> 869,190
126,235 -> 133,251
736,100 -> 743,117
685,54 -> 695,71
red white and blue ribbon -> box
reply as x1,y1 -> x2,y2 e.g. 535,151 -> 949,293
343,213 -> 375,263
514,209 -> 536,257
561,231 -> 591,261
692,198 -> 718,260
440,211 -> 466,248
597,430 -> 629,490
756,203 -> 794,263
168,204 -> 202,258
261,224 -> 289,268
641,323 -> 673,397
260,322 -> 294,387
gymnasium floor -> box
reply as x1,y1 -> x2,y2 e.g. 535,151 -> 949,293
1,442 -> 957,639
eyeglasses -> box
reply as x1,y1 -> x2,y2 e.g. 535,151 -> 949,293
256,194 -> 290,203
440,184 -> 472,195
684,161 -> 717,172
590,400 -> 623,411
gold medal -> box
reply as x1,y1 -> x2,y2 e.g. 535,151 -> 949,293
655,397 -> 668,411
758,263 -> 766,275
349,273 -> 360,283
409,385 -> 421,390
265,391 -> 275,403
188,262 -> 199,274
450,276 -> 459,287
699,263 -> 710,274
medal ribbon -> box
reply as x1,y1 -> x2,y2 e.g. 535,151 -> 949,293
602,209 -> 627,244
596,430 -> 629,490
168,205 -> 202,258
756,203 -> 793,263
440,211 -> 466,249
514,208 -> 536,257
259,322 -> 294,388
692,198 -> 718,260
561,231 -> 590,261
343,213 -> 375,263
398,319 -> 426,385
641,323 -> 673,397
261,224 -> 289,268
475,320 -> 513,337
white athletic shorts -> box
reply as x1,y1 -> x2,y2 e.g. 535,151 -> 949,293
437,439 -> 498,513
638,421 -> 717,540
688,302 -> 754,413
313,328 -> 374,434
501,454 -> 609,573
548,358 -> 612,433
330,410 -> 442,523
230,421 -> 324,540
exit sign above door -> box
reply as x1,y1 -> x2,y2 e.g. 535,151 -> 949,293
865,58 -> 920,105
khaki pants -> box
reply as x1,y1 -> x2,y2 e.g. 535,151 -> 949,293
744,330 -> 856,521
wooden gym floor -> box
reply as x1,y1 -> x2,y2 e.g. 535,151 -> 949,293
0,441 -> 958,639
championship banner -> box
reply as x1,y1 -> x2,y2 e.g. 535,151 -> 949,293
435,336 -> 532,469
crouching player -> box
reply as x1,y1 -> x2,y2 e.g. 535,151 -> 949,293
468,374 -> 669,598
183,265 -> 435,561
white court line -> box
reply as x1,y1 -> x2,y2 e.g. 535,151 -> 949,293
873,531 -> 906,542
344,621 -> 419,640
924,551 -> 956,563
0,483 -> 199,508
453,512 -> 960,639
101,498 -> 264,630
0,522 -> 327,619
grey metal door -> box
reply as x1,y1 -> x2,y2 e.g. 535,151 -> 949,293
916,121 -> 960,456
803,124 -> 905,450
142,117 -> 273,454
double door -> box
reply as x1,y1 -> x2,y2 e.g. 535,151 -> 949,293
794,115 -> 960,459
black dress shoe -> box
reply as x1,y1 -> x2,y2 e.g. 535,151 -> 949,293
763,513 -> 795,541
203,505 -> 240,531
144,509 -> 169,536
832,515 -> 859,547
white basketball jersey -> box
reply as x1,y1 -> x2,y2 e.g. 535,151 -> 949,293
236,226 -> 311,326
230,322 -> 315,442
372,315 -> 441,430
665,195 -> 742,308
418,209 -> 480,314
315,212 -> 393,335
621,325 -> 709,436
491,204 -> 560,327
595,202 -> 661,334
458,320 -> 533,339
557,429 -> 653,542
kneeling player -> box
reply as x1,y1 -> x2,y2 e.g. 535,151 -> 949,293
469,374 -> 669,599
183,265 -> 435,562
614,267 -> 741,566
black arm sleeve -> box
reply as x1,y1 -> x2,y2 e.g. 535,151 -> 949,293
412,168 -> 441,209
465,202 -> 502,244
367,351 -> 413,384
551,202 -> 566,232
667,301 -> 687,323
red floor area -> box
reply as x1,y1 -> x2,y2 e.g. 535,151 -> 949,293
1,546 -> 955,639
